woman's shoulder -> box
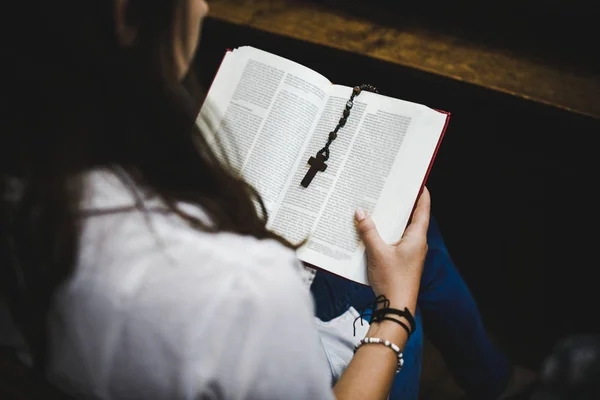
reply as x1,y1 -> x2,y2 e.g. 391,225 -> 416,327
77,169 -> 301,282
72,170 -> 304,297
47,171 -> 322,397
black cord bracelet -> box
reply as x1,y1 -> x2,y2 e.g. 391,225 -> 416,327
353,295 -> 418,338
371,316 -> 412,337
371,307 -> 417,335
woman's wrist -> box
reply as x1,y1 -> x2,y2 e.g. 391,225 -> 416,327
375,289 -> 418,315
368,289 -> 418,341
366,318 -> 409,348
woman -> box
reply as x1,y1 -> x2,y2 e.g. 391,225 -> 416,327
1,1 -> 512,399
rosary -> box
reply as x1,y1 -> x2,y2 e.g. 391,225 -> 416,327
301,84 -> 379,188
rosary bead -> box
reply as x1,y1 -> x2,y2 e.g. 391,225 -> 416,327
339,117 -> 347,127
343,109 -> 350,118
328,131 -> 337,141
360,84 -> 379,94
346,100 -> 353,109
353,86 -> 361,96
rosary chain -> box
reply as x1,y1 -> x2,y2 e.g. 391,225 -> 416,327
317,84 -> 379,161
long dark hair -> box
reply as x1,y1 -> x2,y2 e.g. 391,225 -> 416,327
1,0 -> 286,371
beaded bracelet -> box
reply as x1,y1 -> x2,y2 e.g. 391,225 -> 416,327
354,337 -> 404,373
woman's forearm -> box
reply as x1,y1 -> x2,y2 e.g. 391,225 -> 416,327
337,189 -> 429,399
333,292 -> 418,400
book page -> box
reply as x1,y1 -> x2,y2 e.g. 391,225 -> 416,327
271,85 -> 447,284
267,86 -> 368,244
197,47 -> 331,213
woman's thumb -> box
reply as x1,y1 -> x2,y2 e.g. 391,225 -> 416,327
355,208 -> 385,255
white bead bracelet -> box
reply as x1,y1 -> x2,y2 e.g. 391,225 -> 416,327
354,336 -> 404,373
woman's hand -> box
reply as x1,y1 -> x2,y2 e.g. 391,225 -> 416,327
333,189 -> 431,400
355,187 -> 431,312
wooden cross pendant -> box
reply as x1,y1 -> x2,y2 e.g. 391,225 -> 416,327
301,152 -> 328,188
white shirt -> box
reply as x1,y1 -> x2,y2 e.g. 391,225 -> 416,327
0,171 -> 369,399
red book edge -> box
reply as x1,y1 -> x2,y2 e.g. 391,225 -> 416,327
413,109 -> 451,219
204,49 -> 451,284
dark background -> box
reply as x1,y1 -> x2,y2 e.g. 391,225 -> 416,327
195,14 -> 600,368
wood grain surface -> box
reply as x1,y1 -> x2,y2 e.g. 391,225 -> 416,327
207,0 -> 600,119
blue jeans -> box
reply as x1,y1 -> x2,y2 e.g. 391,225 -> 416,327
311,217 -> 510,400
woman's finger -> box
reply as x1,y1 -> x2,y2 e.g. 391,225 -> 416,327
355,208 -> 385,255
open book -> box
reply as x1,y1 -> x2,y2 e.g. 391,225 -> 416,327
198,46 -> 450,285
